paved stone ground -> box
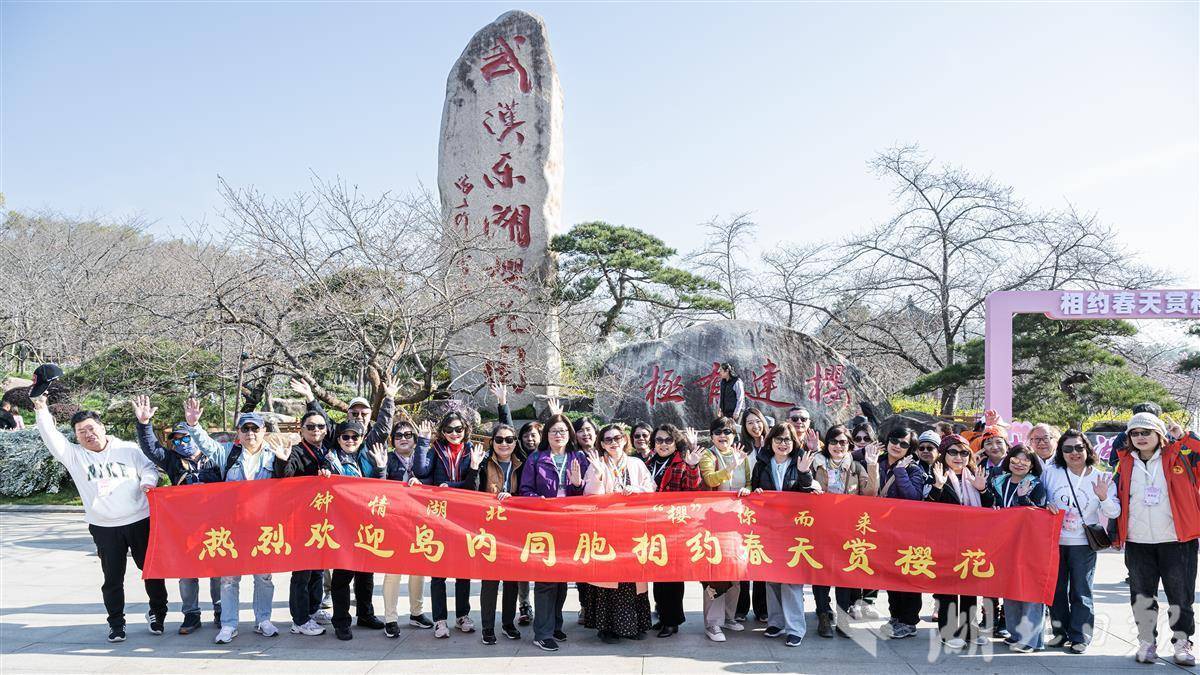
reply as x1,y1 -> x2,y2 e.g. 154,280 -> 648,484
0,511 -> 1195,673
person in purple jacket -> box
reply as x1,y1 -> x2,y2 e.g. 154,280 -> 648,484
872,426 -> 927,640
417,411 -> 486,638
517,413 -> 590,652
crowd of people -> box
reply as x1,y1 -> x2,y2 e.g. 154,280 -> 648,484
25,364 -> 1200,666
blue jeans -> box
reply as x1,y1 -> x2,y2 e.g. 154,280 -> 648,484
179,577 -> 221,618
766,583 -> 807,637
220,575 -> 274,629
1004,599 -> 1045,649
1050,545 -> 1096,644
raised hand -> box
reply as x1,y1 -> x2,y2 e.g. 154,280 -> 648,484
31,394 -> 48,411
470,443 -> 487,470
269,444 -> 292,463
289,378 -> 315,402
731,443 -> 747,468
867,441 -> 884,458
383,377 -> 399,399
131,395 -> 158,424
489,382 -> 508,406
584,446 -> 602,468
568,458 -> 583,486
1167,422 -> 1184,440
684,444 -> 704,466
417,420 -> 434,439
369,442 -> 388,468
1092,473 -> 1111,500
931,461 -> 946,488
984,409 -> 1000,426
683,427 -> 699,448
971,468 -> 988,492
1016,480 -> 1033,497
546,397 -> 563,416
183,397 -> 203,427
796,450 -> 814,473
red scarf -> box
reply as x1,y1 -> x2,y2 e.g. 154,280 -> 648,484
443,442 -> 465,481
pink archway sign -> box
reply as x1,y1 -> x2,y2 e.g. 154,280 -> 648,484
985,289 -> 1200,419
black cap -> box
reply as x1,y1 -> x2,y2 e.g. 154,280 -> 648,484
29,363 -> 64,398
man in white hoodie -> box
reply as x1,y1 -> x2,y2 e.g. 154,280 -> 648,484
32,394 -> 166,643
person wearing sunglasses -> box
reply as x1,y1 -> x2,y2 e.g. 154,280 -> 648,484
323,420 -> 387,641
872,427 -> 926,640
811,424 -> 877,638
739,422 -> 818,648
914,430 -> 941,477
130,395 -> 223,636
629,422 -> 654,462
275,408 -> 333,637
646,424 -> 703,639
417,411 -> 487,639
1111,412 -> 1198,667
380,418 -> 435,636
184,411 -> 289,644
695,417 -> 751,641
987,444 -> 1051,653
845,422 -> 882,620
582,424 -> 655,644
925,434 -> 991,651
517,413 -> 590,652
1040,430 -> 1118,654
787,406 -> 821,453
470,421 -> 525,645
570,416 -> 602,624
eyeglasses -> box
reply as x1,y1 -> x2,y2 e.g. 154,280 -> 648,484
632,432 -> 650,439
1128,429 -> 1154,438
1062,444 -> 1085,454
654,436 -> 675,445
1009,455 -> 1031,464
828,438 -> 849,447
348,409 -> 370,418
171,435 -> 191,444
789,415 -> 809,423
918,445 -> 938,453
493,436 -> 516,444
549,428 -> 570,436
601,435 -> 624,444
239,425 -> 261,433
945,449 -> 971,458
393,431 -> 414,440
444,425 -> 465,434
854,435 -> 870,442
302,423 -> 326,431
713,428 -> 735,436
888,439 -> 910,449
339,434 -> 361,442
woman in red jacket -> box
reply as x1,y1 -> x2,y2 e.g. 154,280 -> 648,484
650,423 -> 704,638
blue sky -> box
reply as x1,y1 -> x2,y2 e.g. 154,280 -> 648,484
4,2 -> 1198,282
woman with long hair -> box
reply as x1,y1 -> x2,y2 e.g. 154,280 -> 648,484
737,408 -> 771,624
475,421 -> 524,645
650,423 -> 704,638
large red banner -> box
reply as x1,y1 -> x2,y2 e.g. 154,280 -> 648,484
144,477 -> 1062,603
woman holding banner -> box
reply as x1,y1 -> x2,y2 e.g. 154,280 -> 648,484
698,416 -> 752,642
518,413 -> 590,652
988,444 -> 1050,653
811,424 -> 877,638
875,426 -> 926,640
420,411 -> 486,639
926,433 -> 991,650
742,422 -> 817,648
738,408 -> 772,624
651,424 -> 704,639
572,416 -> 602,625
582,424 -> 656,643
381,418 -> 435,637
475,419 -> 524,645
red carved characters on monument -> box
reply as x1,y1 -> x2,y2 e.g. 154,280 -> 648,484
485,345 -> 528,393
483,101 -> 526,145
480,36 -> 531,93
484,204 -> 532,248
485,257 -> 529,294
453,174 -> 474,235
482,153 -> 526,190
805,363 -> 850,409
643,365 -> 686,406
693,362 -> 723,406
746,359 -> 793,407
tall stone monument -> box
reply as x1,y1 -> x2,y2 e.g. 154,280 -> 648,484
438,10 -> 563,410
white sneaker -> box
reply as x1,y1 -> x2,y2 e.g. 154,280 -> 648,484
255,620 -> 278,637
214,627 -> 237,644
848,604 -> 864,620
860,602 -> 881,619
456,615 -> 475,633
943,637 -> 967,650
434,620 -> 450,638
1135,640 -> 1157,664
722,620 -> 745,632
311,609 -> 332,625
290,620 -> 326,636
1174,641 -> 1196,667
705,626 -> 726,642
